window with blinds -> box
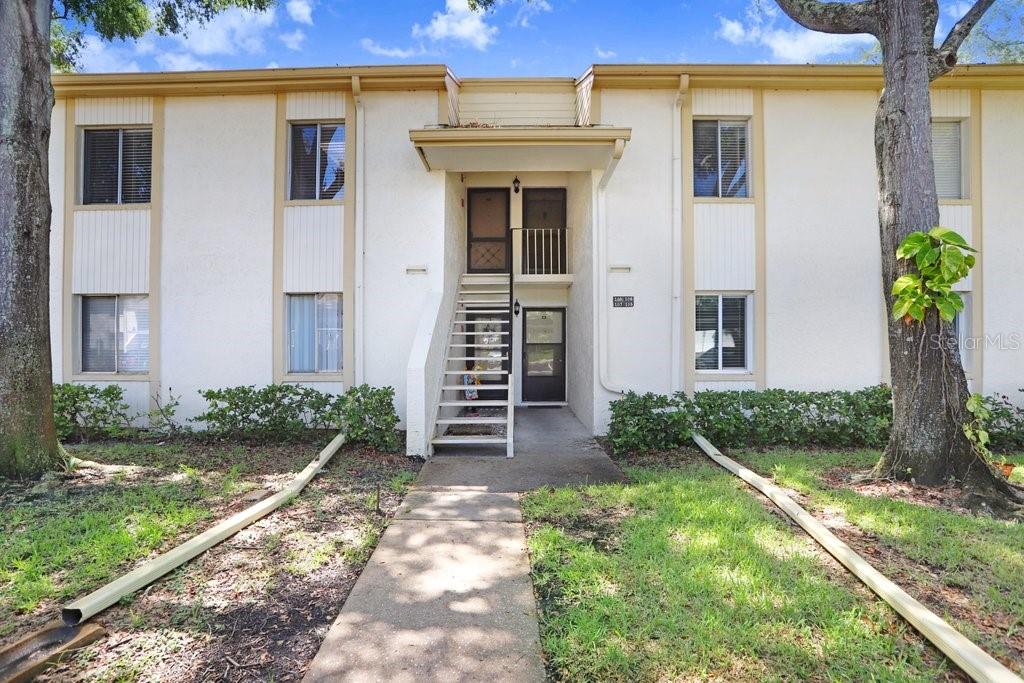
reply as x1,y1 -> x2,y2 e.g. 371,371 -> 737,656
693,120 -> 750,198
289,123 -> 345,200
695,294 -> 750,371
82,128 -> 152,205
932,120 -> 964,199
287,293 -> 343,373
80,295 -> 149,373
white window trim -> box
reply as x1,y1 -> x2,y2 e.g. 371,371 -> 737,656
693,117 -> 752,200
286,120 -> 345,203
695,292 -> 754,374
78,126 -> 152,207
76,294 -> 150,376
285,292 -> 344,376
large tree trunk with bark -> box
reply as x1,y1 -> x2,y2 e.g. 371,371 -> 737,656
0,0 -> 59,478
773,0 -> 1020,510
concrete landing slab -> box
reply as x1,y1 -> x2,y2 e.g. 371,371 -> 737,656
395,488 -> 521,522
302,519 -> 544,683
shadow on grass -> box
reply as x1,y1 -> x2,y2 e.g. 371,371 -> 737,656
523,459 -> 950,682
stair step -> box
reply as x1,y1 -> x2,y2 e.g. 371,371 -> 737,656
458,289 -> 510,294
452,331 -> 510,337
439,400 -> 510,407
456,309 -> 509,314
436,417 -> 508,425
455,318 -> 510,323
432,436 -> 508,445
461,275 -> 509,281
444,369 -> 509,374
449,343 -> 509,348
443,384 -> 509,390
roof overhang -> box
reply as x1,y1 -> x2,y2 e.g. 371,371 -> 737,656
408,126 -> 632,172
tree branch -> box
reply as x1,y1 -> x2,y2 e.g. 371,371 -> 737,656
774,0 -> 879,36
931,0 -> 996,78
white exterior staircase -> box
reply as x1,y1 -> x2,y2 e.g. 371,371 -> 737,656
430,273 -> 514,457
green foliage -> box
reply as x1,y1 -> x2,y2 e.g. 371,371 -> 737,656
52,383 -> 132,442
51,0 -> 274,70
335,384 -> 401,452
607,392 -> 693,454
980,391 -> 1024,451
146,387 -> 185,437
195,383 -> 400,449
964,392 -> 994,463
608,387 -> 893,455
892,227 -> 975,323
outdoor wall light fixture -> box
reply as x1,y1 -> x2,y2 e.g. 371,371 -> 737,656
514,299 -> 521,316
512,176 -> 521,193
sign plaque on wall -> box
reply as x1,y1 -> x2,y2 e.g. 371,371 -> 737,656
612,296 -> 634,308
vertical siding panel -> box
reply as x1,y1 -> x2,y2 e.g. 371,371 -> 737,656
283,204 -> 342,292
694,203 -> 756,290
72,209 -> 150,293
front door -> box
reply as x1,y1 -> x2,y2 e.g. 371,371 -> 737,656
467,188 -> 511,273
522,308 -> 566,402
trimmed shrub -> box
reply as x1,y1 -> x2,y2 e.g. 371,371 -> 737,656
608,391 -> 693,454
52,383 -> 133,442
194,383 -> 400,449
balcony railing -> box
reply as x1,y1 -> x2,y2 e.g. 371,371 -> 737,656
519,227 -> 570,276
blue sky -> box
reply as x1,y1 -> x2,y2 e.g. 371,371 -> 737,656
77,0 -> 981,77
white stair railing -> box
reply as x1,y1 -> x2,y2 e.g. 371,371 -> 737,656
521,228 -> 569,275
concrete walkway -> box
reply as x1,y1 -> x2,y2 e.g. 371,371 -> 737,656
303,408 -> 623,682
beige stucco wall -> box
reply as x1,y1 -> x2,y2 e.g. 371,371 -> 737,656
763,89 -> 884,390
981,91 -> 1024,400
161,95 -> 277,420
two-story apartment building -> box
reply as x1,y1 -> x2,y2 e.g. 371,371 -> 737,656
47,63 -> 1024,457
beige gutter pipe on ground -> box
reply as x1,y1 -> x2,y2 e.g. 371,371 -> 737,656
61,431 -> 347,625
691,433 -> 1023,683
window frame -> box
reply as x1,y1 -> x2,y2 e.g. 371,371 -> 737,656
286,120 -> 346,203
932,118 -> 970,201
952,291 -> 974,379
78,126 -> 153,207
285,292 -> 344,376
75,294 -> 150,377
692,117 -> 752,200
694,292 -> 754,374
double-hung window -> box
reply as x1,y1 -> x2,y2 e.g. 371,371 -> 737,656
695,294 -> 751,372
693,120 -> 749,198
79,295 -> 150,374
932,120 -> 965,200
287,293 -> 343,374
289,123 -> 345,200
81,128 -> 152,205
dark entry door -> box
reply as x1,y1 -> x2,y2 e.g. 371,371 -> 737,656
522,309 -> 566,402
467,188 -> 511,273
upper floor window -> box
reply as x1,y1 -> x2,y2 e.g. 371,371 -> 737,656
694,120 -> 749,198
82,128 -> 152,205
932,120 -> 965,200
289,123 -> 345,201
79,295 -> 149,374
695,294 -> 751,372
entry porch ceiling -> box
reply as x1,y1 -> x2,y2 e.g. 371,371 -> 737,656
409,126 -> 631,172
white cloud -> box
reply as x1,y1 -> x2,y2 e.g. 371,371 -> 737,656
716,4 -> 875,63
286,0 -> 314,25
945,1 -> 973,20
176,7 -> 277,56
360,38 -> 427,59
280,29 -> 306,51
78,35 -> 141,73
511,0 -> 552,28
154,52 -> 212,71
412,0 -> 498,51
595,46 -> 617,59
266,61 -> 281,68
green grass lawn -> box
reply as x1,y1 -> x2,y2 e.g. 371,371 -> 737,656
523,456 -> 951,682
735,448 -> 1024,669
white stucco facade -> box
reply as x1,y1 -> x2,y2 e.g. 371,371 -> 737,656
48,63 -> 1024,444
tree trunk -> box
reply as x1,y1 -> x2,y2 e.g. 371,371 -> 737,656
0,0 -> 59,478
871,0 -> 1014,505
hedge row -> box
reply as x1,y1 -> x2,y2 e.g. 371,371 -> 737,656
608,385 -> 1024,455
52,382 -> 400,451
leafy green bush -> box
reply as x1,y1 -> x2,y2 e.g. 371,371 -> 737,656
982,391 -> 1024,451
336,384 -> 400,452
52,383 -> 133,442
194,383 -> 400,449
608,391 -> 693,454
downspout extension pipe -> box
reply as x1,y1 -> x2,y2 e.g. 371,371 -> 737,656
691,433 -> 1023,683
597,138 -> 626,395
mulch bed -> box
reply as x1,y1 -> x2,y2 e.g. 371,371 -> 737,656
2,441 -> 419,682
